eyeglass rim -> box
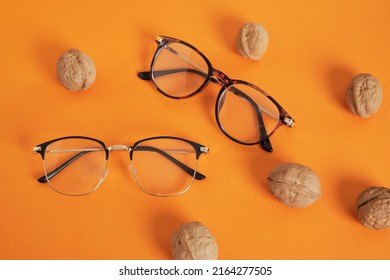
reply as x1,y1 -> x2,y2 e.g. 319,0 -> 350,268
130,135 -> 208,160
130,136 -> 207,196
214,80 -> 293,146
33,135 -> 208,157
130,156 -> 200,197
150,35 -> 214,99
33,136 -> 108,160
33,136 -> 108,196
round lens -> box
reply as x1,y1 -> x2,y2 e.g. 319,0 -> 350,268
216,82 -> 281,144
152,42 -> 210,98
43,138 -> 107,195
131,138 -> 198,196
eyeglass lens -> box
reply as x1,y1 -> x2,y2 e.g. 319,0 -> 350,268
42,138 -> 107,196
131,138 -> 198,196
217,83 -> 280,144
153,42 -> 209,98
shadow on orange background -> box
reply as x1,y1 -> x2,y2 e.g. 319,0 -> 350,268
0,0 -> 389,259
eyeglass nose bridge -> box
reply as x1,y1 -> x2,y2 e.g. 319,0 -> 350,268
211,69 -> 232,87
107,145 -> 132,152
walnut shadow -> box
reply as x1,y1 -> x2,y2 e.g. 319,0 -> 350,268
151,212 -> 185,259
247,152 -> 284,198
337,178 -> 371,220
325,65 -> 355,110
215,14 -> 243,53
36,41 -> 68,84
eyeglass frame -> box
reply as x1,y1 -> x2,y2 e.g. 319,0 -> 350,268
138,35 -> 295,153
33,135 -> 209,197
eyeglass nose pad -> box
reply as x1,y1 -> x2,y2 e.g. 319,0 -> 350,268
129,164 -> 136,181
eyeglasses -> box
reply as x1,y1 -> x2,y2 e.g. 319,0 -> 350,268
33,136 -> 209,197
138,35 -> 295,152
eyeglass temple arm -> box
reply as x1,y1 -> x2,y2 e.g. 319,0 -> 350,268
37,150 -> 88,183
135,145 -> 206,180
217,86 -> 273,152
138,68 -> 208,80
37,147 -> 206,183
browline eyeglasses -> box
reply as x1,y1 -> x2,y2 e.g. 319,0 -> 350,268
33,136 -> 209,197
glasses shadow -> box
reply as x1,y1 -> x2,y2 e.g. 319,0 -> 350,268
136,29 -> 158,70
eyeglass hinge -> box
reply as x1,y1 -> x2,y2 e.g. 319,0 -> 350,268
283,117 -> 295,128
33,146 -> 41,154
200,146 -> 209,153
156,35 -> 163,43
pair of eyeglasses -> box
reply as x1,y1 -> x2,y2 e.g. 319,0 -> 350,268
33,136 -> 209,197
138,35 -> 295,152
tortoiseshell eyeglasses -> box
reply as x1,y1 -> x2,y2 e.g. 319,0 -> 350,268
138,35 -> 295,152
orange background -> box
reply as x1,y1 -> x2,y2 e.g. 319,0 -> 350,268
0,0 -> 389,260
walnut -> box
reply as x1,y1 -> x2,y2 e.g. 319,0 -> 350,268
170,221 -> 218,260
267,163 -> 321,208
356,186 -> 390,230
56,49 -> 96,91
346,73 -> 383,118
236,22 -> 269,60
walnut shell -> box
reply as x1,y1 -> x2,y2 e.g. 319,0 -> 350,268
356,186 -> 390,230
346,73 -> 382,118
56,49 -> 96,91
170,221 -> 218,260
236,22 -> 269,60
267,163 -> 321,208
